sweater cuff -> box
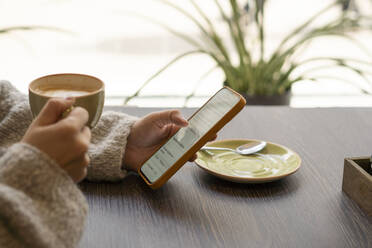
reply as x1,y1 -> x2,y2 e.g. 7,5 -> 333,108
0,143 -> 78,193
0,143 -> 87,247
87,111 -> 139,182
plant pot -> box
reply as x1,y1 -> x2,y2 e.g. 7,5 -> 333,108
240,91 -> 291,106
223,81 -> 291,105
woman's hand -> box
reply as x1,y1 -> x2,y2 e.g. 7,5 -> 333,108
22,98 -> 91,183
123,110 -> 216,172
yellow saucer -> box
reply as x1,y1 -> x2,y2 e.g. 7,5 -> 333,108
195,139 -> 301,183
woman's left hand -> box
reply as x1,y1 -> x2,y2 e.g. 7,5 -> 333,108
123,110 -> 216,172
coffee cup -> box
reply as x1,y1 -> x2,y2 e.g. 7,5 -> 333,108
29,73 -> 105,128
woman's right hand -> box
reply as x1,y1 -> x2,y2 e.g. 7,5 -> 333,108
22,98 -> 91,183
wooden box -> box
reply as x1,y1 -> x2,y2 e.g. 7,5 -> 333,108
342,157 -> 372,216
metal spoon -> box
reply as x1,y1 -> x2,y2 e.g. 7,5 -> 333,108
200,141 -> 267,155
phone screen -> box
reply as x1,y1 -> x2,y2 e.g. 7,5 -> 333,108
140,88 -> 241,183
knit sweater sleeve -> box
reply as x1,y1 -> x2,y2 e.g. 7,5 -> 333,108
0,80 -> 34,148
0,143 -> 88,248
0,80 -> 138,246
0,80 -> 139,181
87,111 -> 138,181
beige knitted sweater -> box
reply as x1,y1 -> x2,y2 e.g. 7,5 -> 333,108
0,80 -> 138,248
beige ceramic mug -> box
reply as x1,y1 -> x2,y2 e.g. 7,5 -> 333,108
29,73 -> 105,128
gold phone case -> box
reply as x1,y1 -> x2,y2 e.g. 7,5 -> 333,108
138,87 -> 246,189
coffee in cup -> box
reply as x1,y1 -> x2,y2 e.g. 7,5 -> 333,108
29,73 -> 105,128
35,89 -> 92,98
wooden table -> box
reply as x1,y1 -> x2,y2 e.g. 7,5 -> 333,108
79,107 -> 372,248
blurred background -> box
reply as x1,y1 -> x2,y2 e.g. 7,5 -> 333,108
0,0 -> 372,107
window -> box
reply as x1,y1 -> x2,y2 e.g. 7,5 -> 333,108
1,0 -> 371,107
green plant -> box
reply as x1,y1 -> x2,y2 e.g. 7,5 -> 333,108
125,0 -> 372,104
0,26 -> 67,35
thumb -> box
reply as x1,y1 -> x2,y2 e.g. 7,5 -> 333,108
153,110 -> 188,127
34,98 -> 75,126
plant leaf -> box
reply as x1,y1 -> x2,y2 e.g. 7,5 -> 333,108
189,0 -> 231,63
157,0 -> 231,62
183,64 -> 219,106
304,76 -> 370,94
274,2 -> 338,54
119,10 -> 205,50
124,49 -> 210,104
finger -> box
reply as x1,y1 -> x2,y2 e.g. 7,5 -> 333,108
210,134 -> 217,141
152,110 -> 188,127
170,110 -> 188,127
188,154 -> 197,162
73,126 -> 91,156
63,154 -> 90,182
80,126 -> 91,143
62,153 -> 90,170
75,168 -> 88,183
57,107 -> 89,130
161,123 -> 181,139
34,98 -> 75,126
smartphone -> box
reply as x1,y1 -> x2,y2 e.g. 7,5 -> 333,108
138,87 -> 246,189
